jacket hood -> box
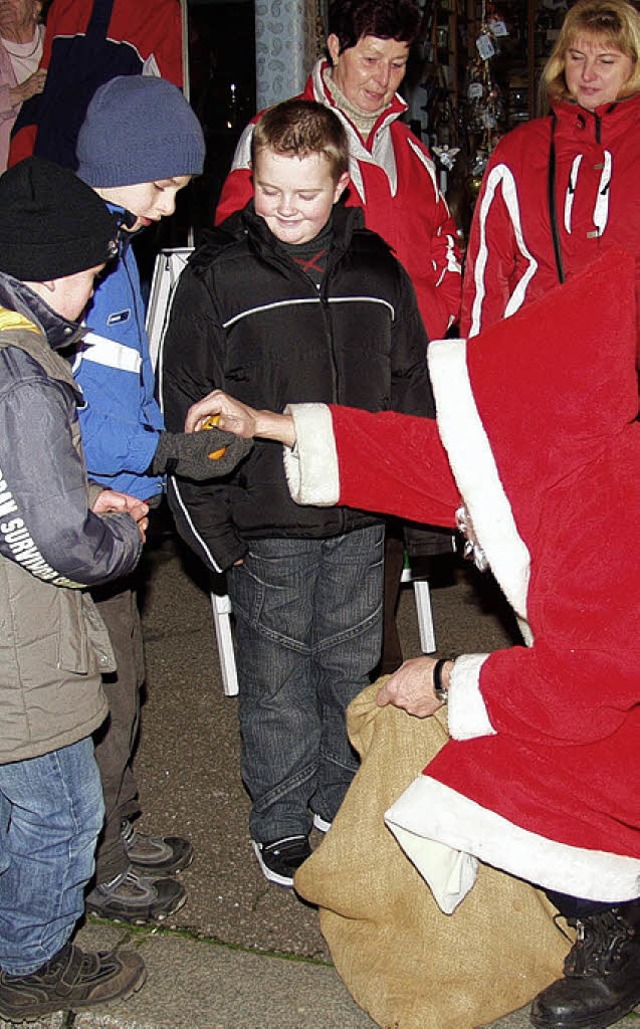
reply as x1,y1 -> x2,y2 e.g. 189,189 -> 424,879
428,250 -> 638,619
0,271 -> 86,351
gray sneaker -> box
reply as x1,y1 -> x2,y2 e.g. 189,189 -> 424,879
86,865 -> 186,925
0,942 -> 146,1022
121,818 -> 193,875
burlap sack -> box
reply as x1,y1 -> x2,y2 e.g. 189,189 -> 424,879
295,681 -> 571,1029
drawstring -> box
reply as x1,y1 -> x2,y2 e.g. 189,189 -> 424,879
547,112 -> 566,284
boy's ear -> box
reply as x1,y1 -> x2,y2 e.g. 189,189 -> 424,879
333,171 -> 350,203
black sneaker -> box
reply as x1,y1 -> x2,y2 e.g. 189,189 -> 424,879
312,812 -> 332,833
252,835 -> 311,887
0,942 -> 146,1022
121,818 -> 193,875
86,866 -> 186,924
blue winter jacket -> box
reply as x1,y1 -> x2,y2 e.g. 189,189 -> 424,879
72,204 -> 164,500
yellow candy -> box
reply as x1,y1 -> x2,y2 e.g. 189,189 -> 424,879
201,415 -> 227,460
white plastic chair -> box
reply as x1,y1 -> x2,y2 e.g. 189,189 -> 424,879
210,589 -> 239,696
402,567 -> 436,654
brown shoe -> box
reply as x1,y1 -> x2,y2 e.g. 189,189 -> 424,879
0,942 -> 146,1022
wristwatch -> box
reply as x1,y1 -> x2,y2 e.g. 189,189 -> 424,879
432,658 -> 451,704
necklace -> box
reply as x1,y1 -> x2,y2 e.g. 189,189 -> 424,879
2,26 -> 42,59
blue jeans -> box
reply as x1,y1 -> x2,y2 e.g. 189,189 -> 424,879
228,525 -> 384,843
0,738 -> 104,975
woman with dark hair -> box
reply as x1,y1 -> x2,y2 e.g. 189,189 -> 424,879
461,0 -> 640,339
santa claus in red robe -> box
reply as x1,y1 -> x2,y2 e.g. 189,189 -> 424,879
184,250 -> 640,1029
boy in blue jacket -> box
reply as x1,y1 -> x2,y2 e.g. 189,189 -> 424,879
72,75 -> 250,923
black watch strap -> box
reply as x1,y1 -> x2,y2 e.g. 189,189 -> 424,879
433,658 -> 450,704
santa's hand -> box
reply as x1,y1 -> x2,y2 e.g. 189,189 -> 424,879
185,390 -> 296,447
376,657 -> 443,718
184,390 -> 256,437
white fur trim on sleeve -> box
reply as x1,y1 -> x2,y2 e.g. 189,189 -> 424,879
447,654 -> 496,740
282,403 -> 340,506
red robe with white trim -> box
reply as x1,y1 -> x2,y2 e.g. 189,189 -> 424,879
286,251 -> 640,905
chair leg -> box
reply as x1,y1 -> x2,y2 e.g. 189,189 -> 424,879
210,592 -> 239,697
413,579 -> 436,654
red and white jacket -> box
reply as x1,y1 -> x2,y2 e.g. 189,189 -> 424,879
461,93 -> 640,340
215,60 -> 462,341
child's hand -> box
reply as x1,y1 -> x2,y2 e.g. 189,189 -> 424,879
151,429 -> 252,480
92,490 -> 149,542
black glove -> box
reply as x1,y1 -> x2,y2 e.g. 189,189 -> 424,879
150,429 -> 252,480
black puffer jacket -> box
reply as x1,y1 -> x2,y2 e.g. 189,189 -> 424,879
161,203 -> 435,572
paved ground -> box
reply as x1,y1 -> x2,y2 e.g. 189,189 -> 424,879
3,514 -> 638,1029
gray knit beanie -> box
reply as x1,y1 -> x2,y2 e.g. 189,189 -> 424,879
76,76 -> 205,188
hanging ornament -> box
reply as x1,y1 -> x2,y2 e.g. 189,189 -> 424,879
466,0 -> 509,156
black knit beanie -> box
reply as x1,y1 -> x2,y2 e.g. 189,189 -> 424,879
0,157 -> 118,282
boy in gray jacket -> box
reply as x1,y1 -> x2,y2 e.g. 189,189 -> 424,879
0,156 -> 150,1022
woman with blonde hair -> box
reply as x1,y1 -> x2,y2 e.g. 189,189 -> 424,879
460,0 -> 640,341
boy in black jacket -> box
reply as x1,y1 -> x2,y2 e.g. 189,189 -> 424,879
161,99 -> 435,888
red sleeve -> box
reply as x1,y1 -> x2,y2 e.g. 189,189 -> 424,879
420,204 -> 462,340
109,0 -> 183,86
215,165 -> 252,224
331,405 -> 460,528
480,637 -> 638,748
148,1 -> 183,87
8,124 -> 37,165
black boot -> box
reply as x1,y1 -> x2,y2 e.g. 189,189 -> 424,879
530,902 -> 640,1029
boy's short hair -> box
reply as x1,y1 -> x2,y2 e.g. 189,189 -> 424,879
251,100 -> 349,181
